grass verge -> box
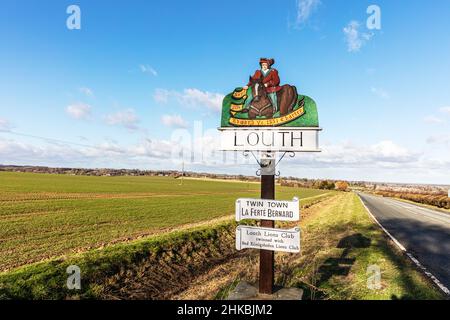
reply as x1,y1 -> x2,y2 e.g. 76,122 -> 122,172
277,192 -> 444,299
0,222 -> 237,299
178,193 -> 444,300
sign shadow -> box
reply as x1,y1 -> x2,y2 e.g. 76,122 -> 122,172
317,233 -> 371,284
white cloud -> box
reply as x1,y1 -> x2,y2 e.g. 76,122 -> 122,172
370,87 -> 390,99
0,136 -> 180,169
315,140 -> 419,167
343,21 -> 373,52
0,118 -> 12,132
140,64 -> 158,76
66,103 -> 92,120
154,88 -> 170,104
422,107 -> 450,125
369,141 -> 416,163
271,140 -> 424,177
104,109 -> 139,130
2,134 -> 450,184
129,138 -> 174,159
153,88 -> 224,112
424,115 -> 444,124
427,135 -> 450,145
439,106 -> 450,115
161,114 -> 189,128
293,0 -> 321,28
181,88 -> 224,112
79,87 -> 94,97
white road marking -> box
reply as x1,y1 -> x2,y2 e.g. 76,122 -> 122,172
358,194 -> 450,296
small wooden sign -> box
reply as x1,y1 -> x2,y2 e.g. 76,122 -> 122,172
236,225 -> 300,253
235,197 -> 300,222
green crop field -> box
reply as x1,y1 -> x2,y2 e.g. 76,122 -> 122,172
0,171 -> 330,271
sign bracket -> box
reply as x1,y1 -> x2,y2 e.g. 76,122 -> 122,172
243,151 -> 296,176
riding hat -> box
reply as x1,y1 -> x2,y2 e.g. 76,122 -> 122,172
259,58 -> 275,67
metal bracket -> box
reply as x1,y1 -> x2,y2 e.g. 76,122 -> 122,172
243,151 -> 296,176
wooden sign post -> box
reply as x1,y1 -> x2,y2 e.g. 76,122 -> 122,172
218,58 -> 321,296
259,159 -> 275,294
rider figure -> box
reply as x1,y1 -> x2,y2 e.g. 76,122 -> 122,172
244,58 -> 281,113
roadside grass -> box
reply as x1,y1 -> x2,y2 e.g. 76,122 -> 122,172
0,222 -> 237,299
278,192 -> 444,300
172,193 -> 445,300
0,172 -> 330,271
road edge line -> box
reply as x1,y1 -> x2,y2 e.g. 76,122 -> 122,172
357,194 -> 450,296
358,195 -> 406,251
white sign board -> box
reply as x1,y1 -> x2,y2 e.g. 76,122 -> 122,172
219,127 -> 321,152
236,225 -> 300,253
235,197 -> 300,222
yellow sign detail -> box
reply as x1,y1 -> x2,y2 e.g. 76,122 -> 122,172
229,106 -> 305,126
230,104 -> 245,112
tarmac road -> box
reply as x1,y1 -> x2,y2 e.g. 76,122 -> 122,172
358,193 -> 450,294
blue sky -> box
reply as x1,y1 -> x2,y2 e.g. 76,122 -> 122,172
1,0 -> 450,184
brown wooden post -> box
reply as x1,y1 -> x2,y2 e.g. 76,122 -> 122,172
259,159 -> 275,294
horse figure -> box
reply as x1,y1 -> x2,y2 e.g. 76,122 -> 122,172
247,77 -> 299,120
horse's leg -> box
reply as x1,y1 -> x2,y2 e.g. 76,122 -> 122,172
264,109 -> 273,119
265,96 -> 274,118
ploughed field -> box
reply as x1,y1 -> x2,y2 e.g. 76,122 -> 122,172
0,172 -> 329,271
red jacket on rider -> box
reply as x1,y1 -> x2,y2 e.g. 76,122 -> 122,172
247,69 -> 281,93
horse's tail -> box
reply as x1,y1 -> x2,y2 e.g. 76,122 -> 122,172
290,85 -> 299,111
292,86 -> 298,100
292,85 -> 298,97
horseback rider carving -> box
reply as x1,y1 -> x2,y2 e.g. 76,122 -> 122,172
243,58 -> 280,114
243,58 -> 299,120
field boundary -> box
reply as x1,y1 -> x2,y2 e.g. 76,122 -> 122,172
179,177 -> 260,184
357,193 -> 450,296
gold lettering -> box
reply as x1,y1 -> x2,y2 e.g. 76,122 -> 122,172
229,107 -> 305,127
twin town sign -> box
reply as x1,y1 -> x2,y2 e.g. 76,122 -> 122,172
235,197 -> 300,222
